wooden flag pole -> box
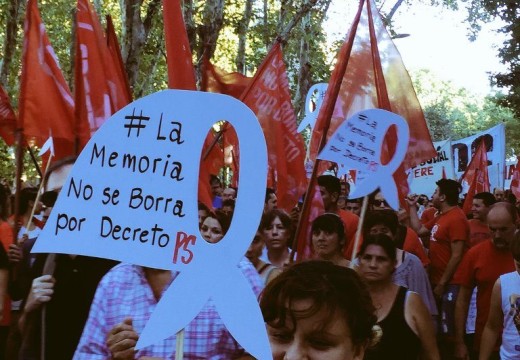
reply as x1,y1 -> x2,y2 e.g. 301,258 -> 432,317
350,195 -> 369,266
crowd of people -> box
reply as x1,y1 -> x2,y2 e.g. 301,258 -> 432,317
0,159 -> 518,359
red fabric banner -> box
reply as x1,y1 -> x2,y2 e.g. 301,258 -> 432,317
0,85 -> 16,145
106,15 -> 132,105
309,0 -> 435,187
163,0 -> 196,90
202,60 -> 252,99
240,43 -> 307,212
20,0 -> 75,159
294,180 -> 324,261
461,140 -> 490,214
75,0 -> 131,151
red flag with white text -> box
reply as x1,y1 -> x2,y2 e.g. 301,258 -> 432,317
20,0 -> 75,159
240,43 -> 307,212
75,0 -> 131,150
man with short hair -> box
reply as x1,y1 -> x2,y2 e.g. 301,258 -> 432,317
345,198 -> 361,216
408,178 -> 469,352
210,175 -> 223,208
222,187 -> 237,202
317,175 -> 359,256
493,187 -> 505,202
469,192 -> 496,247
479,232 -> 520,359
454,203 -> 517,360
264,188 -> 277,213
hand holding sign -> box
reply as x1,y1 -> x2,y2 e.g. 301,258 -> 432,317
32,90 -> 271,359
318,109 -> 409,210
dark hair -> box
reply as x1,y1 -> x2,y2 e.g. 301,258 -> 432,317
311,213 -> 346,242
358,234 -> 397,261
341,181 -> 351,193
209,174 -> 221,186
198,201 -> 210,212
202,210 -> 231,235
436,178 -> 461,206
265,188 -> 276,204
260,209 -> 292,233
511,231 -> 520,262
317,175 -> 341,196
222,199 -> 235,209
260,260 -> 377,348
363,210 -> 399,238
346,198 -> 362,204
473,192 -> 496,207
18,187 -> 38,216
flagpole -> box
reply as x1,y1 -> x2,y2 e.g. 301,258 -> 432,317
175,329 -> 185,360
23,154 -> 53,237
13,130 -> 24,245
290,0 -> 365,262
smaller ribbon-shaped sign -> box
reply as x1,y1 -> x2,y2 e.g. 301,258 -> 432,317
318,109 -> 409,210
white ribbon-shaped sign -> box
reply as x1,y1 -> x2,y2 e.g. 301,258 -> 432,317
32,90 -> 271,359
318,109 -> 409,210
297,83 -> 328,133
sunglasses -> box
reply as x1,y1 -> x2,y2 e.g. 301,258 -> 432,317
372,199 -> 389,207
41,190 -> 59,208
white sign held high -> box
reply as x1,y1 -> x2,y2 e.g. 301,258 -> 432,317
32,90 -> 271,360
318,109 -> 409,210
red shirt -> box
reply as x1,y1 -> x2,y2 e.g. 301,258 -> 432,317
454,240 -> 515,348
420,206 -> 436,225
468,219 -> 491,248
403,226 -> 429,266
425,206 -> 469,285
338,209 -> 359,259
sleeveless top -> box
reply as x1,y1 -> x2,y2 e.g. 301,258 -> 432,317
500,271 -> 520,359
365,287 -> 421,360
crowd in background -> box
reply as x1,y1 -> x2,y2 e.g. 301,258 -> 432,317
0,160 -> 518,359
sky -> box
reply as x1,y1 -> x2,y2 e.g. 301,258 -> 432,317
324,1 -> 508,96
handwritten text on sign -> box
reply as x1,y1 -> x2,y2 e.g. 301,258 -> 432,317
318,109 -> 409,210
32,90 -> 271,360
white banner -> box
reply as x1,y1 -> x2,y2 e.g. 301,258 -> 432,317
452,123 -> 506,192
408,139 -> 455,196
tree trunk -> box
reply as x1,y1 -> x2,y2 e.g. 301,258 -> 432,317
183,0 -> 197,55
120,0 -> 160,91
196,0 -> 225,76
293,12 -> 311,120
235,0 -> 253,73
0,0 -> 24,88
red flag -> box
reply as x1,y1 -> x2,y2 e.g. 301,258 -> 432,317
240,43 -> 307,212
75,0 -> 131,149
461,140 -> 490,214
510,156 -> 520,200
106,15 -> 132,104
202,60 -> 252,99
163,0 -> 196,90
19,0 -> 75,159
294,180 -> 325,261
0,85 -> 16,145
308,0 -> 435,199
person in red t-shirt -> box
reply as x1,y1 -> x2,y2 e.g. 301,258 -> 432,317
317,175 -> 359,258
453,202 -> 517,360
407,179 -> 469,355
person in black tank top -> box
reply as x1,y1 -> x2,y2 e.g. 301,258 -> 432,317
358,234 -> 440,360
